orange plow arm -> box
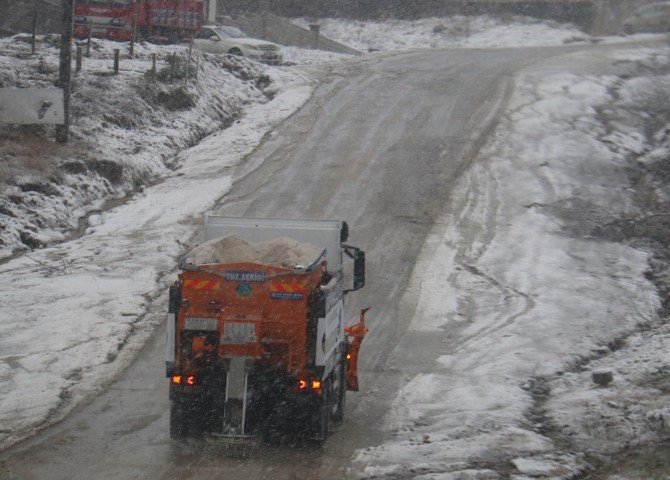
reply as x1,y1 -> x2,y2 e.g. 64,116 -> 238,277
344,307 -> 371,391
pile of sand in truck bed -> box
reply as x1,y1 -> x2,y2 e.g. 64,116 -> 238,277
184,234 -> 323,269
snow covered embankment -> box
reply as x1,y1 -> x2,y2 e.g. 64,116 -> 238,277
0,35 -> 276,259
0,37 -> 314,449
354,46 -> 669,479
293,15 -> 595,52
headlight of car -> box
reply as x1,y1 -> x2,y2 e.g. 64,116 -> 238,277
243,44 -> 260,51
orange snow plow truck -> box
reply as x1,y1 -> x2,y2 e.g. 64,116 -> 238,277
165,216 -> 367,441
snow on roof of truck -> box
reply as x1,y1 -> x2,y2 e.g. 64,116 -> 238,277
184,234 -> 324,269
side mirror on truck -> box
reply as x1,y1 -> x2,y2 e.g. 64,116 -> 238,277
353,249 -> 365,290
340,221 -> 349,243
343,245 -> 365,293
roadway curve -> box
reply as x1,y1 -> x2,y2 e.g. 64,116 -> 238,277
0,47 -> 564,479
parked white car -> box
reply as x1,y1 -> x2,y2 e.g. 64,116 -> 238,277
193,25 -> 283,65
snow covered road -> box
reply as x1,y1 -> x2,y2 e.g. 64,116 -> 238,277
0,45 -> 548,478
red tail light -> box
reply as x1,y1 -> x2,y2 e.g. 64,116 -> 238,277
297,378 -> 322,392
171,375 -> 196,386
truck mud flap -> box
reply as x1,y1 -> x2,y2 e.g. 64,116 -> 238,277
222,357 -> 253,437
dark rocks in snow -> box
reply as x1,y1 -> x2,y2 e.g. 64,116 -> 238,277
88,160 -> 124,184
19,182 -> 61,197
592,369 -> 614,386
156,86 -> 196,111
61,161 -> 87,175
19,231 -> 41,249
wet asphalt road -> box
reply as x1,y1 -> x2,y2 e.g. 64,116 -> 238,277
0,47 -> 558,479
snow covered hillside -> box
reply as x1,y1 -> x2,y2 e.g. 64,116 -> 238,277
0,34 -> 318,449
293,15 -> 596,52
0,35 -> 279,259
353,45 -> 670,479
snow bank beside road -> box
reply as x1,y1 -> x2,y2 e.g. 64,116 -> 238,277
0,42 -> 314,449
0,35 -> 273,259
354,46 -> 668,479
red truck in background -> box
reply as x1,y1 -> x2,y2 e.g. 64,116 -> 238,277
74,0 -> 204,43
166,216 -> 368,442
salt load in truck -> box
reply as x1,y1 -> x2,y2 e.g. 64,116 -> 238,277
165,216 -> 367,441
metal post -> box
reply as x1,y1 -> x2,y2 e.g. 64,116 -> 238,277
31,0 -> 39,55
194,54 -> 199,81
207,0 -> 217,23
56,0 -> 73,144
129,13 -> 137,57
113,48 -> 120,74
309,24 -> 320,50
76,45 -> 82,72
151,53 -> 157,74
185,38 -> 193,87
260,0 -> 268,38
463,0 -> 471,39
86,21 -> 92,57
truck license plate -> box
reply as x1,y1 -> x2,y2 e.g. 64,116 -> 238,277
222,322 -> 256,344
184,317 -> 218,331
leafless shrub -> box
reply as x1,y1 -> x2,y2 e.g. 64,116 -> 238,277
37,56 -> 55,75
0,155 -> 17,185
163,86 -> 196,110
155,53 -> 193,83
26,254 -> 77,277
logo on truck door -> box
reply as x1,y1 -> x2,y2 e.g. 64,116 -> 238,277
236,283 -> 253,298
269,283 -> 303,301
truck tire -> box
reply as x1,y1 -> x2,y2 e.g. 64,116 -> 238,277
333,358 -> 346,423
169,400 -> 189,439
202,376 -> 226,433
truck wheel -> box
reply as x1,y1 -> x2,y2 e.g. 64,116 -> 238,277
169,400 -> 189,439
261,411 -> 284,444
203,378 -> 226,433
228,48 -> 243,56
333,359 -> 346,424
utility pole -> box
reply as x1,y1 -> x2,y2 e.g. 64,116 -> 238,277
260,0 -> 268,38
207,0 -> 217,23
56,0 -> 74,143
31,0 -> 39,55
